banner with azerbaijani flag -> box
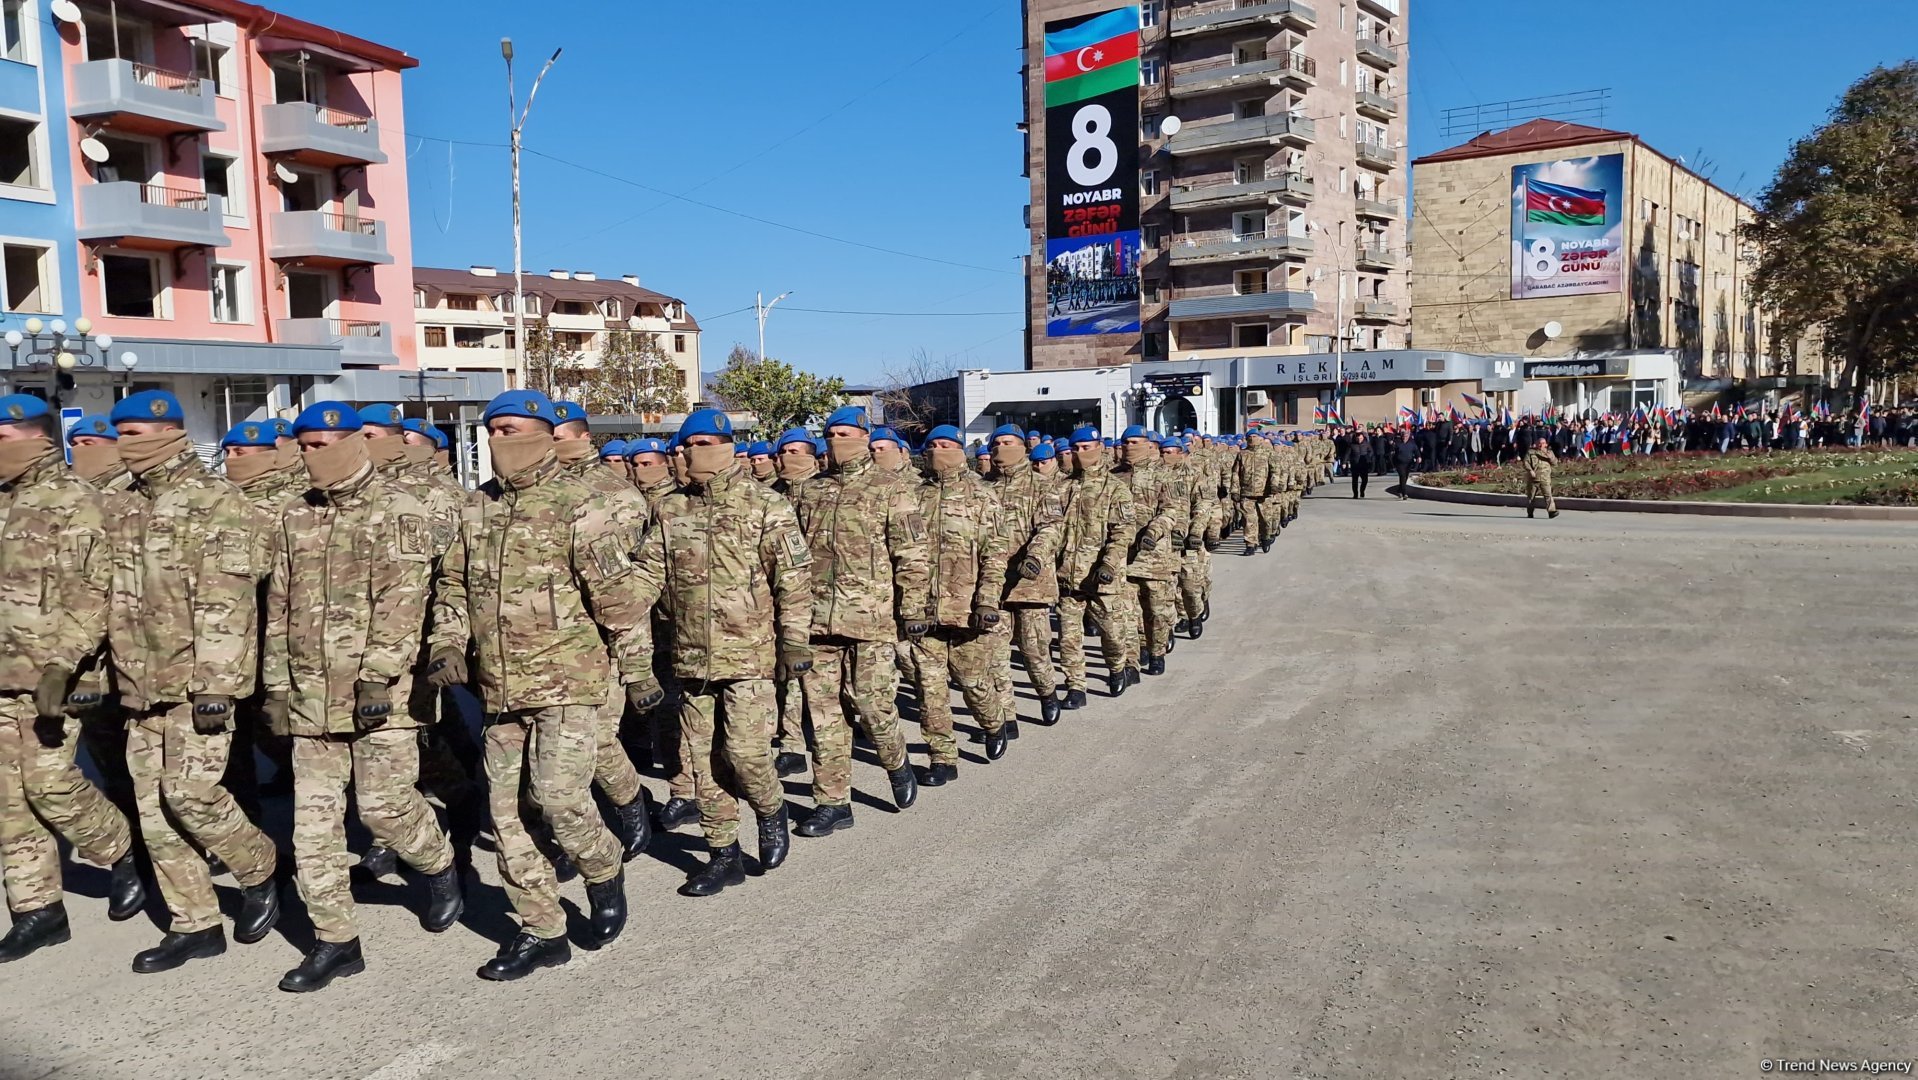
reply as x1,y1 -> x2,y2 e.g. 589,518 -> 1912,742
1510,153 -> 1624,301
1042,6 -> 1142,338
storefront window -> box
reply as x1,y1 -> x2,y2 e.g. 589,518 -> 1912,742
1154,397 -> 1197,434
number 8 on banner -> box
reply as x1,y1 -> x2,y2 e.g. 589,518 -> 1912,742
1066,103 -> 1118,187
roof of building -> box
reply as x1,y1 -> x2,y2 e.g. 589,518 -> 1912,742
1412,119 -> 1634,166
196,0 -> 418,70
414,267 -> 699,331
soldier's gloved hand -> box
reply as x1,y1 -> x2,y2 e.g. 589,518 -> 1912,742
1017,555 -> 1046,580
65,678 -> 104,715
352,681 -> 392,731
1093,566 -> 1116,587
902,620 -> 930,642
1136,532 -> 1159,553
778,644 -> 814,680
971,606 -> 1002,631
190,695 -> 234,736
263,692 -> 290,735
1183,533 -> 1202,552
1204,534 -> 1221,553
425,646 -> 468,690
34,664 -> 76,721
626,678 -> 666,713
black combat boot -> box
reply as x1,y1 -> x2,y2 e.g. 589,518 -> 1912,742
756,807 -> 790,872
1062,689 -> 1087,711
983,727 -> 1008,761
1261,538 -> 1274,553
420,864 -> 463,933
353,845 -> 398,881
132,926 -> 226,973
1039,694 -> 1061,726
478,932 -> 569,981
614,791 -> 653,861
1004,718 -> 1021,740
1107,672 -> 1127,697
278,938 -> 364,993
1549,510 -> 1559,519
584,869 -> 626,947
1146,653 -> 1166,677
233,877 -> 281,945
1174,618 -> 1189,636
1126,666 -> 1142,687
926,762 -> 958,785
795,804 -> 853,837
0,904 -> 69,963
774,752 -> 807,778
654,797 -> 699,831
1190,618 -> 1205,640
888,765 -> 918,810
678,843 -> 745,897
1527,507 -> 1536,518
107,852 -> 145,922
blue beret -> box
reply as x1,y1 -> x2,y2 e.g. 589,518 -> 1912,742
974,443 -> 990,457
812,438 -> 827,456
1030,443 -> 1056,462
869,426 -> 906,450
269,418 -> 292,438
220,420 -> 277,448
66,413 -> 116,441
551,400 -> 586,425
990,423 -> 1024,442
599,439 -> 629,459
358,403 -> 403,428
1102,437 -> 1116,447
1147,431 -> 1166,444
1068,425 -> 1100,444
775,427 -> 814,451
483,390 -> 555,424
292,400 -> 364,435
627,437 -> 667,456
823,405 -> 869,432
1120,424 -> 1149,441
746,441 -> 773,457
677,408 -> 732,440
110,389 -> 183,424
1162,437 -> 1187,452
924,424 -> 962,446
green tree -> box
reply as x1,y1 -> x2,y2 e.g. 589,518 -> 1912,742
522,324 -> 582,396
564,331 -> 690,415
710,344 -> 845,432
1744,62 -> 1918,394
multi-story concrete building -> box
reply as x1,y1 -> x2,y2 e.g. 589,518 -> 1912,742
1022,0 -> 1409,401
1412,119 -> 1808,415
414,265 -> 702,408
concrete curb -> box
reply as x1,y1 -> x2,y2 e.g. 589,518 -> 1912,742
1401,477 -> 1918,521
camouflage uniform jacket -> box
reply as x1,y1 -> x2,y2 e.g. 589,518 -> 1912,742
985,459 -> 1065,606
109,449 -> 270,710
429,457 -> 654,714
1523,448 -> 1555,479
378,459 -> 461,556
1115,458 -> 1190,582
638,474 -> 679,525
1223,447 -> 1243,500
567,454 -> 650,543
1169,459 -> 1219,544
1274,444 -> 1301,492
791,454 -> 930,641
0,450 -> 111,693
263,467 -> 434,735
1235,442 -> 1278,498
915,469 -> 1014,628
233,460 -> 309,518
629,462 -> 812,681
1056,469 -> 1138,597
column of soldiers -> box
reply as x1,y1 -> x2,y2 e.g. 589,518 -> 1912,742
0,386 -> 1325,990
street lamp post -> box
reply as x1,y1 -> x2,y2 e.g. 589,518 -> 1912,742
503,37 -> 561,391
2,317 -> 137,407
756,290 -> 792,363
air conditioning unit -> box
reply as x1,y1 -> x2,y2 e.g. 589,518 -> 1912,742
1245,390 -> 1269,407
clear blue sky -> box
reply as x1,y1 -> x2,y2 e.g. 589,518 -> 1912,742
282,0 -> 1914,384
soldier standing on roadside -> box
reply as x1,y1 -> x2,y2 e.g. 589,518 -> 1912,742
1523,437 -> 1560,519
984,425 -> 1066,722
1057,426 -> 1139,700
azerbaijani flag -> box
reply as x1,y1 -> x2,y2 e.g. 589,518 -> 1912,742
1044,8 -> 1140,108
1461,391 -> 1485,412
1397,404 -> 1417,424
1312,404 -> 1327,424
1525,178 -> 1607,227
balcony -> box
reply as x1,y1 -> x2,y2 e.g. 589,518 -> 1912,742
1353,298 -> 1399,319
1356,141 -> 1397,170
1354,243 -> 1399,270
69,59 -> 224,134
1171,0 -> 1316,37
1170,171 -> 1313,212
1355,89 -> 1397,120
77,182 -> 228,249
1354,196 -> 1398,220
1169,229 -> 1314,265
1167,112 -> 1314,156
1357,0 -> 1399,18
1357,36 -> 1399,69
277,318 -> 398,365
1168,290 -> 1317,320
260,103 -> 388,166
1170,52 -> 1315,99
269,211 -> 393,265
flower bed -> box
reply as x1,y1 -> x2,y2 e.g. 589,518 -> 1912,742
1421,448 -> 1918,503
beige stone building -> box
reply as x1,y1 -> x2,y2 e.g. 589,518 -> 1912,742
1412,120 -> 1806,414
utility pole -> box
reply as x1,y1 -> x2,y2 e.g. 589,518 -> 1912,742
504,38 -> 561,390
756,290 -> 792,363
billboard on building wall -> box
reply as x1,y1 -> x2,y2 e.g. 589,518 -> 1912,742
1510,153 -> 1624,300
1042,6 -> 1141,338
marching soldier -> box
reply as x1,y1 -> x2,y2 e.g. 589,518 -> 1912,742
1162,438 -> 1217,639
1057,426 -> 1139,700
983,425 -> 1066,721
770,428 -> 821,779
1235,433 -> 1278,555
1031,442 -> 1059,478
1523,437 -> 1559,519
1116,427 -> 1187,677
627,437 -> 699,832
63,417 -> 139,817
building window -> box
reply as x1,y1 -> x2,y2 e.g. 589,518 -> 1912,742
452,327 -> 489,348
1234,98 -> 1264,120
413,288 -> 427,306
3,0 -> 34,63
602,298 -> 622,319
1140,58 -> 1160,86
0,115 -> 42,190
673,333 -> 686,352
1143,331 -> 1166,359
102,253 -> 164,318
1233,323 -> 1269,348
1234,269 -> 1268,295
1141,113 -> 1160,140
208,263 -> 246,323
1141,0 -> 1161,26
1141,169 -> 1159,196
1143,280 -> 1162,304
190,38 -> 230,95
1235,156 -> 1262,184
447,293 -> 479,310
1142,222 -> 1163,246
1232,210 -> 1265,239
1,242 -> 53,313
1419,388 -> 1438,407
1338,58 -> 1348,86
423,326 -> 446,348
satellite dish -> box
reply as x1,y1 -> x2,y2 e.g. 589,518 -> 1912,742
274,162 -> 298,184
1160,114 -> 1182,136
79,137 -> 109,164
1542,321 -> 1563,340
49,0 -> 81,23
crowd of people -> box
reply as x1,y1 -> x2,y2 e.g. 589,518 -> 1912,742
0,389 -> 1333,992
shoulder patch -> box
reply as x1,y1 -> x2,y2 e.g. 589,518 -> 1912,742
902,511 -> 928,544
781,526 -> 811,568
591,534 -> 633,580
396,513 -> 431,559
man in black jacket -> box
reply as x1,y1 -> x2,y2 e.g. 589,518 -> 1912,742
1349,433 -> 1373,498
1392,433 -> 1417,499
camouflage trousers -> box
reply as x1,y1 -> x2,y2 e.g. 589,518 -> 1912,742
680,679 -> 783,848
292,728 -> 453,944
1010,605 -> 1057,699
126,704 -> 278,933
1526,474 -> 1557,513
1131,577 -> 1178,657
911,626 -> 1008,765
1178,545 -> 1211,622
592,677 -> 644,808
484,706 -> 622,940
1262,496 -> 1287,537
1238,497 -> 1274,545
0,694 -> 132,916
804,639 -> 907,808
774,676 -> 809,760
1282,489 -> 1302,519
1056,592 -> 1127,692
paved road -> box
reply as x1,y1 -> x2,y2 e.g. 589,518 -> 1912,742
5,491 -> 1915,1080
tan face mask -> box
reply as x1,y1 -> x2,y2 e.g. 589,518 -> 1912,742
1075,449 -> 1106,477
632,460 -> 670,488
118,429 -> 190,475
1123,443 -> 1157,467
433,450 -> 451,470
224,450 -> 284,486
750,458 -> 777,480
366,434 -> 407,467
669,451 -> 690,487
552,438 -> 597,465
274,441 -> 303,470
301,435 -> 371,491
928,446 -> 968,477
777,452 -> 817,482
686,443 -> 734,485
826,433 -> 869,468
487,430 -> 554,488
403,442 -> 435,466
872,444 -> 907,472
989,444 -> 1025,473
70,442 -> 124,484
0,436 -> 54,485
